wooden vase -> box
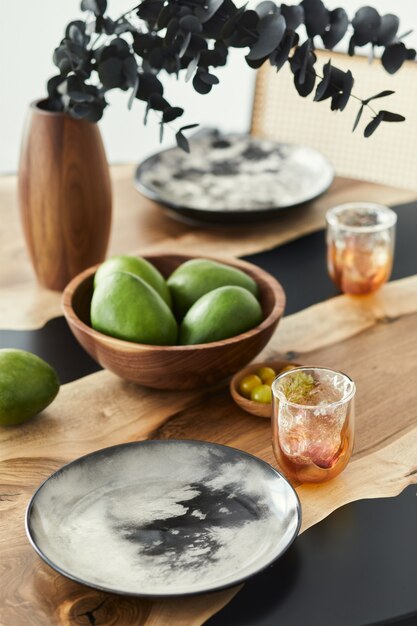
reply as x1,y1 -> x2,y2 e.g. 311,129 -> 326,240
18,100 -> 112,291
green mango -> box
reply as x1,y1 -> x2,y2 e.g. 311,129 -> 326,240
180,286 -> 263,345
91,271 -> 177,345
167,258 -> 259,319
94,255 -> 171,308
0,349 -> 59,426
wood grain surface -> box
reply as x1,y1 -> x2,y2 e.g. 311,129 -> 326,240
18,102 -> 112,291
2,165 -> 416,329
1,276 -> 416,626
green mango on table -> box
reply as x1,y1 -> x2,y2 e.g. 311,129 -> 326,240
0,349 -> 60,426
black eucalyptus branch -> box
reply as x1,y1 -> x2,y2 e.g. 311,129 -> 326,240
45,0 -> 416,150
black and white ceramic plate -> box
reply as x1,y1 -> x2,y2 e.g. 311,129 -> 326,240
135,130 -> 334,224
26,440 -> 301,597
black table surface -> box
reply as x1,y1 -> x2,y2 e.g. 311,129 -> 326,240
1,201 -> 417,626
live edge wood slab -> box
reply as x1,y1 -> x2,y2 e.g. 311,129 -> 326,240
1,275 -> 417,626
0,165 -> 416,329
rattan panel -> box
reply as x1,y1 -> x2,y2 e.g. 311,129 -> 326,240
251,51 -> 417,190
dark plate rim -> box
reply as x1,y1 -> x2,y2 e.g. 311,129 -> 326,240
134,138 -> 334,217
25,439 -> 302,598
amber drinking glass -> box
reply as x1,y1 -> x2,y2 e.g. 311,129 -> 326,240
272,367 -> 355,483
326,203 -> 396,295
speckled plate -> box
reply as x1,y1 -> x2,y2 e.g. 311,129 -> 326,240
26,440 -> 301,597
135,130 -> 334,224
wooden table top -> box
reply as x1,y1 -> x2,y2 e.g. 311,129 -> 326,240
1,168 -> 417,626
0,166 -> 415,330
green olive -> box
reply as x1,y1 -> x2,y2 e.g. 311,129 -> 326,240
239,374 -> 262,399
250,384 -> 272,404
256,366 -> 276,386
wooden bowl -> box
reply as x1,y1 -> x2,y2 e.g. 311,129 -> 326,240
62,253 -> 286,390
230,360 -> 300,418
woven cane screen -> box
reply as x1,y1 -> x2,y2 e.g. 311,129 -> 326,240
251,51 -> 417,191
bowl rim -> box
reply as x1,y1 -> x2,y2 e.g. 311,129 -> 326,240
230,359 -> 294,416
62,252 -> 286,351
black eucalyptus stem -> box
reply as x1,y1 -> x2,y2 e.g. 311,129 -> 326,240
48,0 -> 415,147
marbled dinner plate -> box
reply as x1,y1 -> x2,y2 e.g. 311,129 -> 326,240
26,440 -> 301,597
134,130 -> 334,224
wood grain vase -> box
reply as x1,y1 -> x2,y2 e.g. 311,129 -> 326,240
18,100 -> 112,291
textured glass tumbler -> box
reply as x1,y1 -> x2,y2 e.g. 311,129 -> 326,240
326,202 -> 397,295
272,367 -> 355,483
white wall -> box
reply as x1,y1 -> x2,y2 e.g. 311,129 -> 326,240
1,0 -> 416,173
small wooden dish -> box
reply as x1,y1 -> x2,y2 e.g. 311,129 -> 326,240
62,253 -> 286,390
230,360 -> 300,418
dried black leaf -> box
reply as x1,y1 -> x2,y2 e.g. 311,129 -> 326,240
294,68 -> 316,96
240,10 -> 260,30
330,69 -> 353,111
148,93 -> 169,111
301,0 -> 328,38
247,12 -> 286,60
68,90 -> 95,103
348,34 -> 356,56
381,43 -> 408,74
136,72 -> 164,100
128,75 -> 139,110
221,4 -> 247,39
321,8 -> 348,49
246,55 -> 269,69
123,56 -> 138,87
176,131 -> 190,152
281,4 -> 304,30
375,14 -> 399,46
192,73 -> 213,94
185,54 -> 200,81
184,34 -> 208,58
194,0 -> 225,24
290,40 -> 315,84
255,1 -> 278,19
70,102 -> 91,118
137,0 -> 164,29
70,100 -> 105,122
66,21 -> 90,47
98,57 -> 124,89
162,106 -> 184,122
133,33 -> 162,56
271,30 -> 299,72
80,0 -> 107,17
157,3 -> 176,29
198,70 -> 219,85
47,75 -> 67,97
165,18 -> 180,46
199,46 -> 226,67
314,59 -> 331,100
180,123 -> 199,131
379,110 -> 405,122
352,104 -> 364,132
53,41 -> 88,74
95,16 -> 115,34
362,90 -> 394,105
144,103 -> 150,125
147,47 -> 173,72
179,32 -> 192,58
364,113 -> 383,137
180,15 -> 203,33
352,6 -> 381,46
99,37 -> 130,61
